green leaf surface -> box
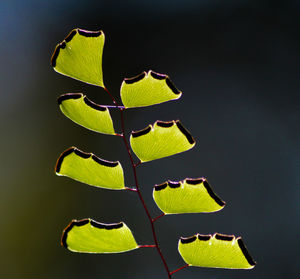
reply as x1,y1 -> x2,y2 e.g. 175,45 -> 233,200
120,70 -> 182,108
55,147 -> 125,190
58,93 -> 115,135
130,120 -> 195,162
153,178 -> 225,214
51,28 -> 105,87
62,218 -> 139,253
178,233 -> 256,269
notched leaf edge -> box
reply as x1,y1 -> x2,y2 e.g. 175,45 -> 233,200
61,218 -> 124,249
154,178 -> 225,207
123,70 -> 181,95
57,93 -> 107,112
51,28 -> 103,67
188,178 -> 225,207
124,71 -> 147,84
175,120 -> 195,145
55,147 -> 119,174
131,120 -> 195,146
131,125 -> 152,138
83,96 -> 107,111
156,120 -> 174,128
57,93 -> 82,104
179,233 -> 256,267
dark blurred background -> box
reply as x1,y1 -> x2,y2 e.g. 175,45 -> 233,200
1,0 -> 299,278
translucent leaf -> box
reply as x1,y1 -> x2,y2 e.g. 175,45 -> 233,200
58,93 -> 115,135
61,218 -> 139,253
153,178 -> 225,214
55,147 -> 125,190
130,120 -> 195,162
120,70 -> 182,108
178,233 -> 256,269
51,28 -> 105,87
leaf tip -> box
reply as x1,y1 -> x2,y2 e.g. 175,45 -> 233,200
90,219 -> 124,230
197,234 -> 212,241
214,233 -> 234,241
124,71 -> 147,85
83,95 -> 107,111
180,235 -> 197,244
202,179 -> 226,208
237,237 -> 257,267
154,182 -> 168,191
91,154 -> 119,167
77,28 -> 103,38
55,147 -> 76,174
64,29 -> 77,42
149,70 -> 166,80
131,125 -> 152,138
175,120 -> 195,145
61,218 -> 90,249
166,77 -> 181,95
155,120 -> 174,128
57,93 -> 83,105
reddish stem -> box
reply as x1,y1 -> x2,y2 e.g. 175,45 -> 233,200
169,264 -> 190,275
104,87 -> 172,279
139,244 -> 156,248
125,187 -> 137,192
104,87 -> 118,106
103,105 -> 125,109
152,213 -> 165,222
134,161 -> 142,168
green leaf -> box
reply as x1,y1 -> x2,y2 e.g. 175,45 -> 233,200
178,233 -> 256,269
61,218 -> 139,253
153,178 -> 225,214
51,28 -> 105,87
120,70 -> 182,108
55,147 -> 125,190
130,120 -> 195,162
58,93 -> 115,135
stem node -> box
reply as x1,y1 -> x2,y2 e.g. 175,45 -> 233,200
134,161 -> 142,168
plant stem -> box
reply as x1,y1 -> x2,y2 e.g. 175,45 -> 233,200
104,87 -> 172,279
103,105 -> 125,109
169,264 -> 190,275
125,187 -> 137,192
134,161 -> 142,168
139,245 -> 157,248
152,213 -> 165,222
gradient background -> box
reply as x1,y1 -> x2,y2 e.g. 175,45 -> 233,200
1,1 -> 299,278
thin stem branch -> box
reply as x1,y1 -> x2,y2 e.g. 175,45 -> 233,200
152,213 -> 165,223
169,264 -> 190,275
125,187 -> 137,192
139,244 -> 156,248
134,161 -> 142,168
104,87 -> 118,106
103,87 -> 172,279
103,105 -> 125,109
